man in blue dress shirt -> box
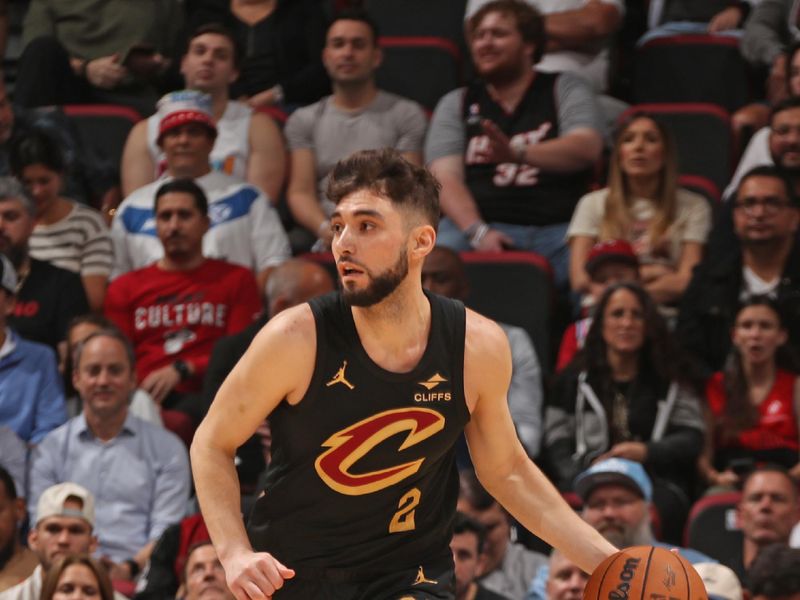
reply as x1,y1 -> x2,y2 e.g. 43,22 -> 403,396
28,327 -> 190,583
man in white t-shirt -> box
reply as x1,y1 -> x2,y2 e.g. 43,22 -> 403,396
284,9 -> 427,251
111,90 -> 290,289
120,23 -> 286,203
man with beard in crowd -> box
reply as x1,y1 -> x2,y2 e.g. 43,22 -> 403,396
677,165 -> 800,377
726,98 -> 800,199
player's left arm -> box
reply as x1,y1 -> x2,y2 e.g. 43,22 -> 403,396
247,111 -> 287,205
463,310 -> 616,574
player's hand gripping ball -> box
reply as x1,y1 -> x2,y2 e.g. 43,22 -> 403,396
584,546 -> 708,600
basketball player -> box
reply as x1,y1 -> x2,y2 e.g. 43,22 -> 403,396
190,149 -> 616,599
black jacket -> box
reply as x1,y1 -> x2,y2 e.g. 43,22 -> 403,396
675,240 -> 800,379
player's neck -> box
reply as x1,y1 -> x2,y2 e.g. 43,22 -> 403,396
351,284 -> 431,373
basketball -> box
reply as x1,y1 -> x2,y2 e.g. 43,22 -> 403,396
584,546 -> 708,600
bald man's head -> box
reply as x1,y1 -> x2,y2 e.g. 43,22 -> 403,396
266,259 -> 335,317
422,247 -> 469,300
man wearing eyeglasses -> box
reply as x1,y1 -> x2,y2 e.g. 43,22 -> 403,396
677,164 -> 800,377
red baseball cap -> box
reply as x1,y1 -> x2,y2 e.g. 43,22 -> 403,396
156,90 -> 217,143
585,239 -> 639,276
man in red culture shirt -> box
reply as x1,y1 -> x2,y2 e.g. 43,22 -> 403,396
105,177 -> 261,422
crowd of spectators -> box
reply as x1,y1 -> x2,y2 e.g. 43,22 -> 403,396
0,0 -> 799,599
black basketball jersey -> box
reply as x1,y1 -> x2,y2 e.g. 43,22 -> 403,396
463,72 -> 592,226
247,291 -> 470,577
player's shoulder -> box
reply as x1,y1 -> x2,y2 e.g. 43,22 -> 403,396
465,308 -> 511,357
256,302 -> 317,348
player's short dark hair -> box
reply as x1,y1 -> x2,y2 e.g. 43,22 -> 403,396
454,511 -> 487,555
749,544 -> 800,598
468,0 -> 546,64
736,165 -> 799,208
155,178 -> 209,215
327,148 -> 440,229
0,465 -> 16,500
186,22 -> 242,69
9,128 -> 66,176
328,8 -> 380,45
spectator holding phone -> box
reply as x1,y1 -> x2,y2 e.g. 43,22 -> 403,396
14,0 -> 185,114
700,296 -> 800,489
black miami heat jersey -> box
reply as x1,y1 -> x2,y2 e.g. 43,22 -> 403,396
247,291 -> 469,576
463,72 -> 592,226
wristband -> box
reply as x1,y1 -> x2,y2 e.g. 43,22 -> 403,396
510,138 -> 528,163
270,84 -> 285,104
465,222 -> 490,249
125,559 -> 140,578
173,359 -> 191,381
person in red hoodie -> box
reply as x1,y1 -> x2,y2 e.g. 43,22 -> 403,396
104,177 -> 261,424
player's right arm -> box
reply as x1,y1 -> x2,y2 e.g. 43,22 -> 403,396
190,304 -> 317,599
120,120 -> 155,197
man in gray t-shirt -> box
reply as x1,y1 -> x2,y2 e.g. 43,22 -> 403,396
285,9 -> 427,251
426,0 -> 603,289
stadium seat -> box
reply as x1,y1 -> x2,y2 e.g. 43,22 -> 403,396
683,491 -> 742,561
61,104 -> 141,203
679,174 -> 721,205
365,0 -> 468,112
633,34 -> 751,112
620,103 -> 733,198
375,36 -> 463,112
459,251 -> 554,373
302,250 -> 555,372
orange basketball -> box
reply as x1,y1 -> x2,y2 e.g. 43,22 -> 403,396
584,546 -> 708,600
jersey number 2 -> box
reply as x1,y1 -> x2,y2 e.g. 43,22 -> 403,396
389,488 -> 421,533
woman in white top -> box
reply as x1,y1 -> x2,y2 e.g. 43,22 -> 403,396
568,113 -> 711,305
10,130 -> 113,312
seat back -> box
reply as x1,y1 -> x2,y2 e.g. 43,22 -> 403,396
460,251 -> 554,373
684,491 -> 742,561
620,103 -> 732,196
366,0 -> 468,112
634,34 -> 751,112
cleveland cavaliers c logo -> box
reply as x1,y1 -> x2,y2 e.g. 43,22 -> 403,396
314,408 -> 445,496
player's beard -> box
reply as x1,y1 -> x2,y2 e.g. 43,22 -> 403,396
341,250 -> 408,307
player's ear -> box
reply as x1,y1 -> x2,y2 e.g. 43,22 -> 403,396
410,224 -> 436,260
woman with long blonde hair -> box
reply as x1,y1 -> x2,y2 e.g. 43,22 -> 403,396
567,113 -> 711,306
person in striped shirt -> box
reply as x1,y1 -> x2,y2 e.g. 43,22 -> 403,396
10,129 -> 112,312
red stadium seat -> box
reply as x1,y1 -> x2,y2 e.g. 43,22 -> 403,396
365,0 -> 468,112
683,491 -> 742,560
634,34 -> 751,112
620,103 -> 733,198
